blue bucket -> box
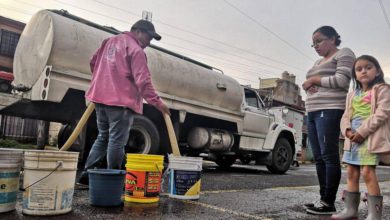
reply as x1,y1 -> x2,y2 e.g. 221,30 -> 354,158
88,169 -> 126,206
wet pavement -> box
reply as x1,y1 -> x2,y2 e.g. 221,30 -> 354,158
2,162 -> 390,219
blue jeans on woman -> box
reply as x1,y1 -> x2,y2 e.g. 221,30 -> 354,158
84,103 -> 134,170
307,109 -> 343,206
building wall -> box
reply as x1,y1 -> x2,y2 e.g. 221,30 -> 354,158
0,16 -> 25,71
259,71 -> 304,109
259,78 -> 279,89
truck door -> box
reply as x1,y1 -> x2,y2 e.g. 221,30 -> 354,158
242,88 -> 270,138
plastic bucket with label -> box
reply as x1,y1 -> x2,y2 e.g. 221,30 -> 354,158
125,154 -> 164,203
22,150 -> 78,216
0,148 -> 23,213
168,155 -> 203,200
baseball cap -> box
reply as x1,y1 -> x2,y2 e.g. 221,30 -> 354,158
131,19 -> 161,41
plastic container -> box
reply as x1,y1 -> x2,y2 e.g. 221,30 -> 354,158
22,150 -> 78,216
0,148 -> 23,213
168,155 -> 203,200
88,169 -> 126,206
125,154 -> 164,203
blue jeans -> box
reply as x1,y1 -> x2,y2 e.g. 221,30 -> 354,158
84,103 -> 134,170
307,109 -> 343,205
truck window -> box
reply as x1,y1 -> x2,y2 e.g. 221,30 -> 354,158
244,89 -> 259,108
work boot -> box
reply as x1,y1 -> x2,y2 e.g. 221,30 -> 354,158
331,191 -> 360,220
365,195 -> 383,220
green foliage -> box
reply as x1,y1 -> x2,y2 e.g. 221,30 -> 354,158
0,139 -> 37,150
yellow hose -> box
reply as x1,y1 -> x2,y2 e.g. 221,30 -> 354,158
163,113 -> 181,156
59,103 -> 179,156
59,103 -> 95,151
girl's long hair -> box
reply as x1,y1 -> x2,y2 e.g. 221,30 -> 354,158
351,55 -> 386,90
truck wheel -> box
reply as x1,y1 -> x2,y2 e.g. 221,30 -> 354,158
57,124 -> 73,148
0,81 -> 12,93
239,154 -> 252,164
266,138 -> 293,174
215,155 -> 237,169
125,115 -> 159,154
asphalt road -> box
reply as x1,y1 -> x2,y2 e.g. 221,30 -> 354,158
3,162 -> 390,220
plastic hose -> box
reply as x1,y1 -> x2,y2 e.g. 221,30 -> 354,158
163,113 -> 181,156
59,103 -> 95,151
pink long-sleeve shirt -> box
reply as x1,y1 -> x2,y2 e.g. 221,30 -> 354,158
85,32 -> 163,114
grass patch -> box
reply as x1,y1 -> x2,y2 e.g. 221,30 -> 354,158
0,139 -> 37,150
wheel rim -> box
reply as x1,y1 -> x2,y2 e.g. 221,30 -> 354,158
276,146 -> 288,167
125,125 -> 151,154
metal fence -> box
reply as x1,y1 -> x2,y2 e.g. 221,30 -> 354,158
0,114 -> 38,143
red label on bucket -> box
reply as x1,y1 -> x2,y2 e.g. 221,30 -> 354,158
125,171 -> 161,198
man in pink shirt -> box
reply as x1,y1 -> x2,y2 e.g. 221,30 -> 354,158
77,19 -> 169,186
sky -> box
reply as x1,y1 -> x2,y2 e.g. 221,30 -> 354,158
1,0 -> 390,97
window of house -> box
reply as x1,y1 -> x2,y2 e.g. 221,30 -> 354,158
0,29 -> 20,57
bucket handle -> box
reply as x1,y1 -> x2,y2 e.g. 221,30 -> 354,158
154,162 -> 162,175
20,161 -> 63,191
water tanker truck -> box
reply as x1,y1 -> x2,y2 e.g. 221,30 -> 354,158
1,10 -> 297,174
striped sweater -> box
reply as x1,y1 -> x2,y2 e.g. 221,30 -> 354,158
305,47 -> 356,112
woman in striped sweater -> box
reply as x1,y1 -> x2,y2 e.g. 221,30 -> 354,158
303,26 -> 356,215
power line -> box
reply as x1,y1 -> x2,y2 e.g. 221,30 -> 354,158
12,0 -> 302,85
14,0 -> 44,10
378,0 -> 390,30
157,41 -> 279,78
92,0 -> 306,72
157,42 -> 276,84
159,41 -> 306,84
52,0 -> 303,78
10,0 -> 262,86
0,3 -> 34,16
160,32 -> 303,72
223,0 -> 314,62
13,0 -> 277,81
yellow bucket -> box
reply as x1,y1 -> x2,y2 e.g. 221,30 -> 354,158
124,154 -> 164,203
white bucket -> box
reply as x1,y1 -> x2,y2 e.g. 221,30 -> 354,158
0,148 -> 23,213
22,150 -> 79,216
168,155 -> 203,200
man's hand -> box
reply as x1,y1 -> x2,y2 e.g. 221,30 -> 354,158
351,132 -> 365,144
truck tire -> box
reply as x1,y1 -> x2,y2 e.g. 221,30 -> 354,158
266,138 -> 293,174
125,115 -> 159,154
215,155 -> 237,169
58,115 -> 159,155
239,155 -> 252,164
58,124 -> 73,148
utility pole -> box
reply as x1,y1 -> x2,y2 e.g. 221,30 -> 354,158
142,11 -> 153,22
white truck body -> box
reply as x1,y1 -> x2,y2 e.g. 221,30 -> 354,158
270,107 -> 304,158
2,10 -> 297,173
